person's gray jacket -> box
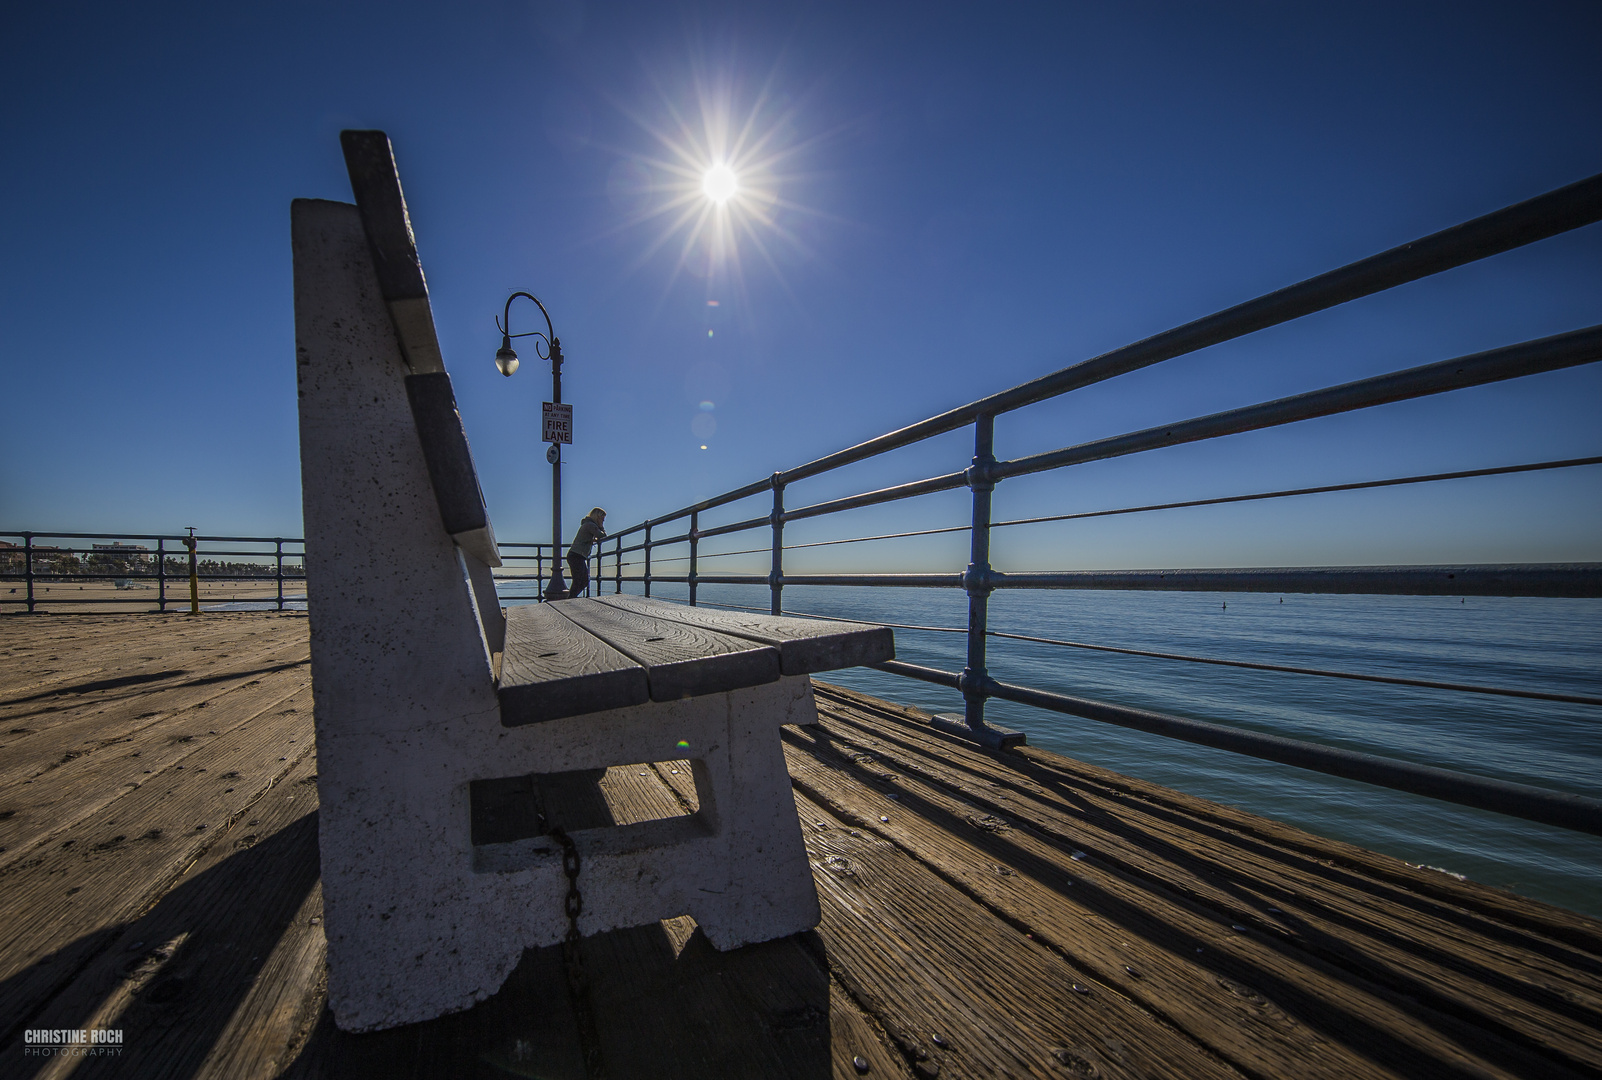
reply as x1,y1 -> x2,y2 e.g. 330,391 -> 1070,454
569,517 -> 606,558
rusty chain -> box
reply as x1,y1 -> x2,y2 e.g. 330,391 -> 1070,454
547,823 -> 606,1080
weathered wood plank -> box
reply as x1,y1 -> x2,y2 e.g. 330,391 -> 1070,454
0,689 -> 315,1032
499,602 -> 649,725
0,659 -> 309,868
0,617 -> 273,719
22,753 -> 322,1080
787,720 -> 1585,1080
791,787 -> 1248,1080
596,595 -> 895,676
0,632 -> 308,751
551,599 -> 779,701
808,684 -> 1602,1077
0,637 -> 310,847
815,687 -> 1602,1016
822,682 -> 1602,955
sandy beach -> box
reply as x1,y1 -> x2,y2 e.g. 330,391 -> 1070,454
1,578 -> 306,614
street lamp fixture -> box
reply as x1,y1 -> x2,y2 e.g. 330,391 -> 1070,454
496,291 -> 568,600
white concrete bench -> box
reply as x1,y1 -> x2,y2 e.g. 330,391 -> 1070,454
293,131 -> 894,1033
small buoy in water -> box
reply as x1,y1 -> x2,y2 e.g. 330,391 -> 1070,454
1222,602 -> 1226,610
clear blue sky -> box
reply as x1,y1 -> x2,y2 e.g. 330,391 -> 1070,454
2,1 -> 1599,573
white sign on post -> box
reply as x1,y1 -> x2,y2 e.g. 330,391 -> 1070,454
542,402 -> 573,444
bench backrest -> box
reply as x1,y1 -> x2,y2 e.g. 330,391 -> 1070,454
293,135 -> 508,732
339,131 -> 504,652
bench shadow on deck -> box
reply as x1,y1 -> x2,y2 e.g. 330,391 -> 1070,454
2,614 -> 1600,1079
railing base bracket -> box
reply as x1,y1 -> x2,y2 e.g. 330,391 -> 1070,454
931,713 -> 1026,750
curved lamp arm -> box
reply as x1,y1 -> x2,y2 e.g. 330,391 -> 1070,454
495,291 -> 563,375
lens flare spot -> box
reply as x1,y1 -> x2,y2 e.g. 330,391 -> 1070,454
677,740 -> 691,748
699,400 -> 715,411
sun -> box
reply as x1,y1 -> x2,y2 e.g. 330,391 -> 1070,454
600,64 -> 832,296
702,163 -> 739,204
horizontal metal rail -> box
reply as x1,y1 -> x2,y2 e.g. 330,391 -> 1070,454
623,454 -> 1602,563
983,564 -> 1602,597
873,661 -> 1602,837
774,171 -> 1602,486
614,564 -> 1601,597
990,455 -> 1602,530
782,472 -> 969,524
2,530 -> 311,613
686,599 -> 1602,707
989,630 -> 1602,707
995,325 -> 1602,482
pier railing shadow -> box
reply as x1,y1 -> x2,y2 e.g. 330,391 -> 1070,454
4,811 -> 320,1080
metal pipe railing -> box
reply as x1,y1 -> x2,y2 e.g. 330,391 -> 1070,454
2,531 -> 307,611
598,169 -> 1602,833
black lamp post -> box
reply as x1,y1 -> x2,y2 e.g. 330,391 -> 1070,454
496,291 -> 567,600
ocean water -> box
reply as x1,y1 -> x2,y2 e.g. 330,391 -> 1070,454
511,580 -> 1602,919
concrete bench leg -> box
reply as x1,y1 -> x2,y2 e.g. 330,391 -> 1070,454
314,678 -> 822,1031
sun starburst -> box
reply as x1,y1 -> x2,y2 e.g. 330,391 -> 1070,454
601,64 -> 834,301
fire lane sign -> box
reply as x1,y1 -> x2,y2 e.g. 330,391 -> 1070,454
542,402 -> 573,444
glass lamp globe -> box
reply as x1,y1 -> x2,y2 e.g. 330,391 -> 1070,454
495,339 -> 520,377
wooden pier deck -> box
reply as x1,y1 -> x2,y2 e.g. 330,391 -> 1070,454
3,613 -> 1599,1079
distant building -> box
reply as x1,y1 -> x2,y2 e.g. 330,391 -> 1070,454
90,543 -> 151,574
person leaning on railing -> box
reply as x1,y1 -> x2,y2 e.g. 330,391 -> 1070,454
566,508 -> 606,598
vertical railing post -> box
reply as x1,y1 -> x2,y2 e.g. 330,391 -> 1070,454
961,413 -> 997,739
275,539 -> 285,611
24,533 -> 35,614
643,522 -> 652,597
186,528 -> 200,616
688,510 -> 699,607
536,547 -> 544,602
769,473 -> 785,616
157,537 -> 167,612
614,535 -> 622,594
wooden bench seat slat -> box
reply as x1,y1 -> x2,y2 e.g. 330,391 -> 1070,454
550,599 -> 781,702
499,604 -> 650,725
595,594 -> 895,675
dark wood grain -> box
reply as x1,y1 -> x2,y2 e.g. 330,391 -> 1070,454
499,603 -> 649,724
551,599 -> 780,701
595,594 -> 895,675
338,130 -> 425,304
403,372 -> 490,538
793,786 -> 1249,1080
806,682 -> 1602,1079
338,128 -> 444,374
